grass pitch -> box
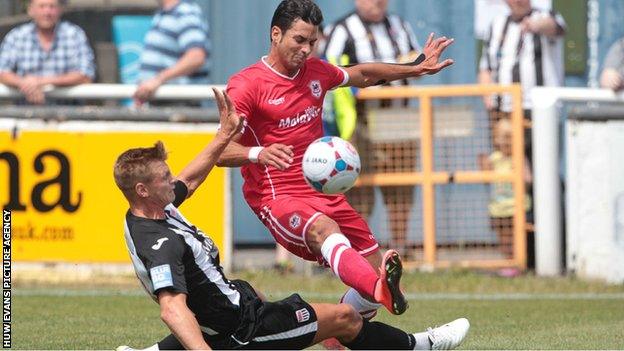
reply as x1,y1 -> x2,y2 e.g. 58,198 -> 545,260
13,270 -> 624,349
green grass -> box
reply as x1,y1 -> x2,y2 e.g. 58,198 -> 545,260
14,294 -> 167,349
13,270 -> 624,349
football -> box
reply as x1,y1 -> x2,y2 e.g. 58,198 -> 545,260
302,136 -> 361,194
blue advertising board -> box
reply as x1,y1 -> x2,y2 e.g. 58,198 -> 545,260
111,16 -> 153,84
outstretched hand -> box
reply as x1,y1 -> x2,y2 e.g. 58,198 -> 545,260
418,33 -> 455,75
212,88 -> 243,139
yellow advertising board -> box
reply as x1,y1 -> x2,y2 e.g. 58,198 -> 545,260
0,120 -> 229,264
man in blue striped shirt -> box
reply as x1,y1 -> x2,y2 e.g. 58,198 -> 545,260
134,0 -> 211,105
0,0 -> 95,105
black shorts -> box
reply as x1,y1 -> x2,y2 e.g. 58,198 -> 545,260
201,280 -> 318,350
240,293 -> 318,349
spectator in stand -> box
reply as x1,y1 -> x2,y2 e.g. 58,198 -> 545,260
600,37 -> 624,91
0,0 -> 95,105
134,0 -> 210,106
479,0 -> 566,240
479,0 -> 566,161
478,119 -> 532,259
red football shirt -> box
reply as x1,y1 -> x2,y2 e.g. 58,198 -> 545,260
226,56 -> 349,211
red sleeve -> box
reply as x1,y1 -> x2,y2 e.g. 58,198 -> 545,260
316,58 -> 349,90
226,73 -> 255,119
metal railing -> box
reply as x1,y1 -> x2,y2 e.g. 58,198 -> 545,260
0,83 -> 225,121
0,83 -> 226,100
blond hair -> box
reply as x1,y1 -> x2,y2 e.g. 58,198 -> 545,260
113,141 -> 168,200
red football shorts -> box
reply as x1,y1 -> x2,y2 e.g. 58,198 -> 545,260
256,194 -> 379,263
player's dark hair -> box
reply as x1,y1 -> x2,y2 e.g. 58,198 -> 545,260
270,0 -> 323,40
29,0 -> 67,6
113,141 -> 168,199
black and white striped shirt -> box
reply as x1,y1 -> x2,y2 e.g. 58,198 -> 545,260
323,11 -> 420,109
479,9 -> 566,112
323,11 -> 420,76
123,181 -> 259,338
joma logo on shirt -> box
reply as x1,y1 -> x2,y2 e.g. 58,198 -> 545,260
152,237 -> 169,250
277,106 -> 320,129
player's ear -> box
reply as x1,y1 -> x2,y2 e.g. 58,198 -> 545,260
271,26 -> 282,45
135,182 -> 149,198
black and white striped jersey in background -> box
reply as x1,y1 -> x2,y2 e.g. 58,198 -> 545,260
323,12 -> 421,109
323,11 -> 420,91
324,11 -> 420,66
123,180 -> 256,337
479,9 -> 566,112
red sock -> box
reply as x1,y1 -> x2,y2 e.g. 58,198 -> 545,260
329,244 -> 378,298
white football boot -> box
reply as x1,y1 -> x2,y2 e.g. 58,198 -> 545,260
414,317 -> 470,350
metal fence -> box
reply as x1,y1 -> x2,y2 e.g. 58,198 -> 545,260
357,84 -> 527,269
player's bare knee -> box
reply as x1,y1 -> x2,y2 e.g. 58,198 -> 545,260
335,304 -> 362,341
305,215 -> 341,252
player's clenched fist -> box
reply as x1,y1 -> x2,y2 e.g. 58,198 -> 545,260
258,144 -> 294,171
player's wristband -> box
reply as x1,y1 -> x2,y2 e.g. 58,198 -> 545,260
248,146 -> 264,163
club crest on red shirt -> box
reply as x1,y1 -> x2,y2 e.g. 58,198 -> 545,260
309,80 -> 322,99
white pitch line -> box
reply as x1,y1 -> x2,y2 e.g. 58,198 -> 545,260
15,289 -> 146,297
269,292 -> 624,300
14,289 -> 624,300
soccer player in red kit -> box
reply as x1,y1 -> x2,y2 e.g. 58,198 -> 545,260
218,0 -> 454,318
